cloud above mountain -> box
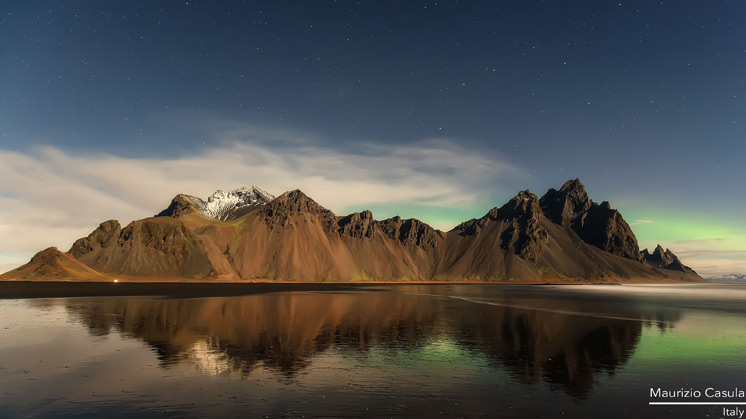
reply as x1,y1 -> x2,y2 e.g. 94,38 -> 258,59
0,134 -> 523,272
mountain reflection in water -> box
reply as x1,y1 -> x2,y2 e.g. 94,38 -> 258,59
55,286 -> 681,399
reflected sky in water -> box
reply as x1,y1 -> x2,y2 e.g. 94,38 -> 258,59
2,284 -> 746,418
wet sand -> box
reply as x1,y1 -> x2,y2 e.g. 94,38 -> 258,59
0,278 -> 701,299
0,281 -> 386,299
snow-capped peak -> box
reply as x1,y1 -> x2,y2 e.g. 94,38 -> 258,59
195,185 -> 275,221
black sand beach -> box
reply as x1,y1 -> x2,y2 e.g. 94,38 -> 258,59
0,281 -> 381,299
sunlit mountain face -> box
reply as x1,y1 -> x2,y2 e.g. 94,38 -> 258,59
1,179 -> 703,283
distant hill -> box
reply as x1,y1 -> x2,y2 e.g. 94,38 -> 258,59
707,273 -> 746,283
1,180 -> 702,283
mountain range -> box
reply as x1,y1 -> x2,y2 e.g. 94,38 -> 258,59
707,273 -> 746,283
0,179 -> 702,282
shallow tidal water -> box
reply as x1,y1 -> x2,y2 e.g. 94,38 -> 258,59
2,284 -> 746,418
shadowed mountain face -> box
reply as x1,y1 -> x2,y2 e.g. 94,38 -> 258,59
55,288 -> 682,399
642,244 -> 698,275
539,179 -> 641,261
2,179 -> 701,282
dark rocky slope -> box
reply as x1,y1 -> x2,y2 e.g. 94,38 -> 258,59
642,244 -> 698,275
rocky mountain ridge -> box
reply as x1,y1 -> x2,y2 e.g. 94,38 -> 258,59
1,179 -> 702,282
540,179 -> 641,261
641,244 -> 694,273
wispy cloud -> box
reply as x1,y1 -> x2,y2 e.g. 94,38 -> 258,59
0,132 -> 524,271
675,249 -> 746,258
630,219 -> 655,226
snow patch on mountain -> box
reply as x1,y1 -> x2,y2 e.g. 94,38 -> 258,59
190,186 -> 275,221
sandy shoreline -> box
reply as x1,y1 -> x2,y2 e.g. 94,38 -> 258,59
0,278 -> 701,299
0,281 -> 397,299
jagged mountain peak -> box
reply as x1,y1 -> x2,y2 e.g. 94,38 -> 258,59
258,189 -> 338,231
97,219 -> 122,231
207,185 -> 273,204
537,179 -> 641,261
69,220 -> 122,258
337,210 -> 376,238
642,244 -> 675,264
540,178 -> 591,225
200,186 -> 275,221
560,178 -> 586,192
642,244 -> 695,274
495,191 -> 548,262
271,189 -> 328,212
30,246 -> 62,263
454,190 -> 542,236
498,190 -> 542,220
277,189 -> 310,201
375,216 -> 443,249
157,185 -> 275,221
4,179 -> 704,283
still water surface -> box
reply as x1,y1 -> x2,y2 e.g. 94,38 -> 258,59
1,284 -> 745,418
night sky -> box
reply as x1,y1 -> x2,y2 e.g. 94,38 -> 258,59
1,1 -> 744,276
